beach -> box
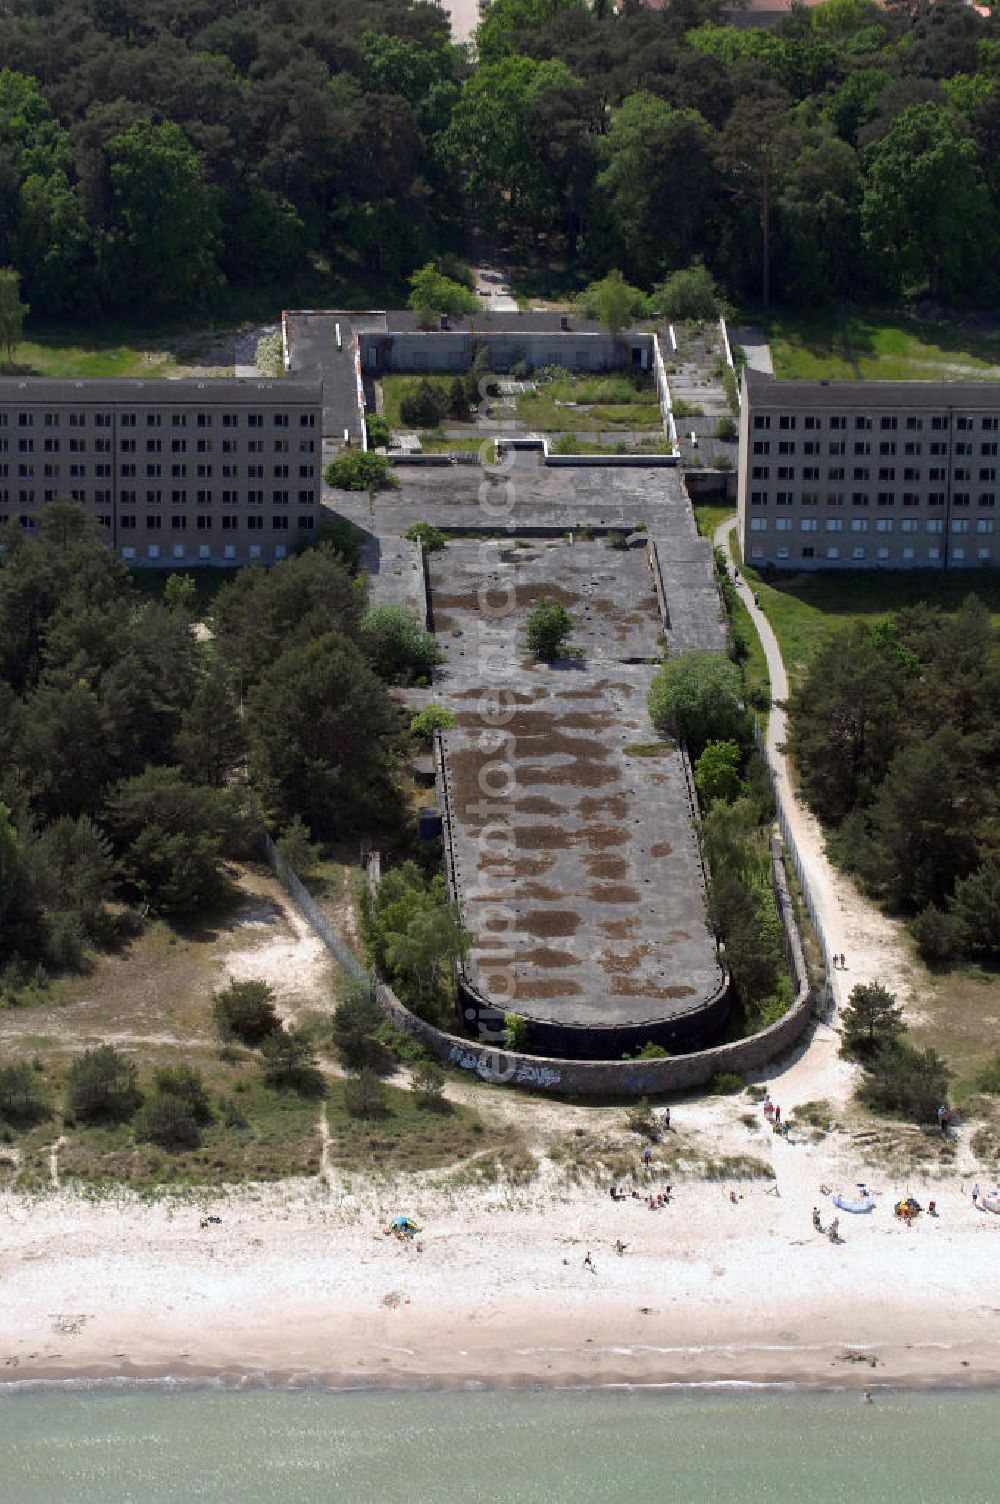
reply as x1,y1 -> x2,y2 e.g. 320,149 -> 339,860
3,1137 -> 998,1393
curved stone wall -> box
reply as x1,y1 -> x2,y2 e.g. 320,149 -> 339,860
367,837 -> 815,1096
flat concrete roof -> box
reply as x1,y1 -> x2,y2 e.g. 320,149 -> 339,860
285,312 -> 373,440
429,539 -> 724,1029
0,377 -> 320,405
746,367 -> 1000,409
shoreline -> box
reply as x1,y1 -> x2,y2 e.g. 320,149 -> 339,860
3,1343 -> 1000,1396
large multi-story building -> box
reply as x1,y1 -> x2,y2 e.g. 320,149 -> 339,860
738,369 -> 1000,570
0,376 -> 323,565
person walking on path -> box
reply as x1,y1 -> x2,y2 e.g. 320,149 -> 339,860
583,1251 -> 596,1274
972,1183 -> 980,1205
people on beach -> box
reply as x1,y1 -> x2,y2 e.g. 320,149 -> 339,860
763,1095 -> 774,1122
937,1104 -> 950,1134
642,1147 -> 653,1167
662,1108 -> 671,1131
614,1240 -> 628,1256
863,1386 -> 872,1403
812,1206 -> 822,1231
972,1183 -> 980,1205
583,1251 -> 596,1273
774,1105 -> 781,1126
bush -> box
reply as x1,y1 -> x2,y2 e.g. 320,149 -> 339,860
502,1011 -> 528,1051
710,1070 -> 744,1094
135,1091 -> 205,1150
275,814 -> 322,876
366,414 -> 391,448
66,1045 -> 141,1124
400,379 -> 446,429
361,604 -> 442,684
412,1059 -> 449,1110
344,1067 -> 388,1118
404,520 -> 447,553
625,1095 -> 658,1139
715,415 -> 738,443
151,1065 -> 214,1125
911,904 -> 967,964
858,1039 -> 952,1124
526,598 -> 574,662
324,451 -> 397,492
694,740 -> 745,808
213,977 -> 281,1045
332,983 -> 392,1073
710,452 -> 734,471
260,1027 -> 325,1094
447,376 -> 468,420
648,650 -> 746,755
950,859 -> 1000,956
0,1061 -> 50,1125
650,264 -> 721,322
409,703 -> 457,744
973,1052 -> 1000,1095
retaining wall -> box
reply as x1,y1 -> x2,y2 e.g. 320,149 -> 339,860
261,823 -> 814,1098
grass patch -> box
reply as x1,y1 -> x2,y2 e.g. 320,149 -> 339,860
908,964 -> 1000,1098
551,435 -> 671,455
731,590 -> 770,718
693,504 -> 735,541
739,565 -> 1000,692
540,373 -> 657,405
516,392 -> 662,432
2,331 -> 230,380
417,434 -> 492,455
768,310 -> 1000,383
623,741 -> 668,757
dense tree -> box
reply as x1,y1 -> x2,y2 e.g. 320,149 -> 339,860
332,982 -> 392,1073
245,632 -> 403,837
648,650 -> 746,755
212,548 -> 366,688
102,119 -> 223,313
861,102 -> 991,296
105,766 -> 245,914
407,262 -> 479,326
839,980 -> 905,1060
363,860 -> 470,1025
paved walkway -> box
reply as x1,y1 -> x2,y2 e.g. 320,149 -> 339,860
714,517 -> 922,1108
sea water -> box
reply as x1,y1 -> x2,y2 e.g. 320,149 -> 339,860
0,1385 -> 997,1503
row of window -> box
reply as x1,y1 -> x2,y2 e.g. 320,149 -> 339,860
5,488 -> 317,506
2,411 -> 316,430
121,544 -> 290,562
749,491 -> 997,508
753,441 -> 995,457
118,514 -> 315,533
13,439 -> 314,455
754,414 -> 1000,433
11,465 -> 315,480
752,466 -> 999,483
750,545 -> 991,564
749,517 -> 993,535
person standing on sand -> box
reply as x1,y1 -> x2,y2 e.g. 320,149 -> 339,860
972,1183 -> 980,1205
583,1251 -> 596,1274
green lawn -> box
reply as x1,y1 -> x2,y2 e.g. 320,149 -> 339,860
693,503 -> 735,541
768,311 -> 1000,384
1,335 -> 215,380
515,392 -> 662,431
739,564 -> 1000,691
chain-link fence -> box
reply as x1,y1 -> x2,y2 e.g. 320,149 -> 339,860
752,716 -> 832,1010
260,832 -> 368,983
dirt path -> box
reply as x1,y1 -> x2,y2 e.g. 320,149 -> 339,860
715,517 -> 924,1099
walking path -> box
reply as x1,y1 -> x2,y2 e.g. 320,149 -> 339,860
715,518 -> 922,1080
712,516 -> 926,1116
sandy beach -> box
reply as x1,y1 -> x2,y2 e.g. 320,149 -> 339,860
3,1126 -> 998,1393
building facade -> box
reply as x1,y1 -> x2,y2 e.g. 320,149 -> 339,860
738,370 -> 1000,570
0,377 -> 323,565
